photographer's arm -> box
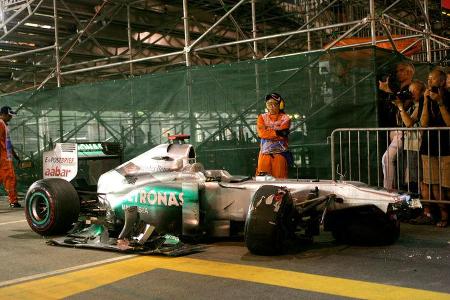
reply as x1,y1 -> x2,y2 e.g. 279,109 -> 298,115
430,91 -> 450,126
438,104 -> 450,126
420,91 -> 430,127
379,78 -> 393,93
410,102 -> 420,123
394,99 -> 415,127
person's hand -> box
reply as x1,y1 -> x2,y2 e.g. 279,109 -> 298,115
379,77 -> 392,93
393,98 -> 404,111
424,88 -> 431,100
275,129 -> 290,137
428,89 -> 442,103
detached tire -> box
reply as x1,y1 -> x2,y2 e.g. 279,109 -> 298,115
244,185 -> 295,255
25,178 -> 80,236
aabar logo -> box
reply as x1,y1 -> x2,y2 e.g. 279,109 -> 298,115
44,166 -> 72,177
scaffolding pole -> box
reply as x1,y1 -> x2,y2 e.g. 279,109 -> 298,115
127,4 -> 134,75
251,0 -> 258,58
21,0 -> 449,80
183,0 -> 191,67
424,0 -> 432,63
369,0 -> 376,45
53,0 -> 61,87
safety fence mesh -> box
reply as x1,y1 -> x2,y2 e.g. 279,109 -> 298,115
1,46 -> 432,193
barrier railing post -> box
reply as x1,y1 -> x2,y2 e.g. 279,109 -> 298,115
329,127 -> 450,205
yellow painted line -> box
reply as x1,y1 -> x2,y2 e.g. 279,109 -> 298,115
1,256 -> 450,300
0,255 -> 137,288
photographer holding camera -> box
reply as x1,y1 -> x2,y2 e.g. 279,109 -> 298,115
412,68 -> 450,227
394,80 -> 425,193
378,62 -> 415,190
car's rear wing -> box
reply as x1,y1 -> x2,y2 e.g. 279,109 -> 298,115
43,142 -> 122,184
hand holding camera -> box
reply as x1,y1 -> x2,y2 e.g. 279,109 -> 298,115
395,89 -> 412,102
431,86 -> 439,94
426,86 -> 442,103
393,98 -> 405,112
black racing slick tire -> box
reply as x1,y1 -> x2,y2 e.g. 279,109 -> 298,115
25,178 -> 80,236
244,185 -> 296,255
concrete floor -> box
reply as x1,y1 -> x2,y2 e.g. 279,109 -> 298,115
0,197 -> 449,299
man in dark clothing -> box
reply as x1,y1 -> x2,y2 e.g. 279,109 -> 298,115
378,62 -> 415,190
393,79 -> 425,193
412,69 -> 450,227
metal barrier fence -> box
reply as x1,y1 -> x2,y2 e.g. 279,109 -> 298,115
330,127 -> 450,204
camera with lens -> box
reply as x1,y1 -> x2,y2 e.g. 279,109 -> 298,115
396,89 -> 412,101
431,86 -> 439,93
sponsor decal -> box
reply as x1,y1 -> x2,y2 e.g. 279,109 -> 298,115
121,205 -> 151,215
44,166 -> 72,177
77,143 -> 103,151
44,157 -> 75,164
77,143 -> 106,157
145,165 -> 176,173
120,187 -> 184,207
124,176 -> 138,185
43,143 -> 78,181
117,164 -> 175,177
112,184 -> 198,217
116,162 -> 141,176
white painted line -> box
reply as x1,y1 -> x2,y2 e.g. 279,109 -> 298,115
0,220 -> 27,226
0,255 -> 137,288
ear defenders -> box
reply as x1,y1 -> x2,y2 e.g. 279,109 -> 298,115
265,93 -> 285,110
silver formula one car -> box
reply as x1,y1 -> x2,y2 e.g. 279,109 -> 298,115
24,136 -> 418,256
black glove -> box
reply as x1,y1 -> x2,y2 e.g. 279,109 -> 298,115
275,129 -> 290,137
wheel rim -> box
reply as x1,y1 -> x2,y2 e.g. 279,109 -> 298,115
28,192 -> 50,225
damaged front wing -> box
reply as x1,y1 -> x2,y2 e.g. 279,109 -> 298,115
47,207 -> 207,256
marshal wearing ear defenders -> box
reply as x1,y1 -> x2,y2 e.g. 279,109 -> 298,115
257,92 -> 291,179
265,92 -> 285,111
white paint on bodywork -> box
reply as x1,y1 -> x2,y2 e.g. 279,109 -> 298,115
43,143 -> 78,181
